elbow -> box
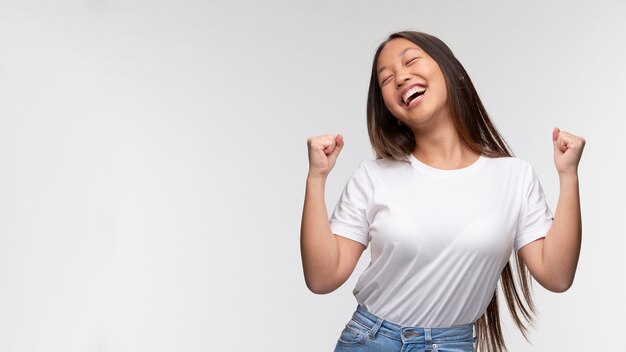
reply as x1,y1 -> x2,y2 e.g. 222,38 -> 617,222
304,274 -> 341,295
544,277 -> 575,293
305,280 -> 338,295
533,263 -> 577,293
547,283 -> 571,293
307,286 -> 334,295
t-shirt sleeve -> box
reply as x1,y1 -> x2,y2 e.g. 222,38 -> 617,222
514,163 -> 554,251
329,162 -> 372,247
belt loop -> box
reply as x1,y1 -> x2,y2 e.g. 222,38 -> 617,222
424,328 -> 432,351
472,322 -> 478,344
369,318 -> 384,339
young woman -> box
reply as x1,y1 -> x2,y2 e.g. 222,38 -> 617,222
301,31 -> 585,352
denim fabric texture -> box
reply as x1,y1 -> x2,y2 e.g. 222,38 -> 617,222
333,305 -> 476,352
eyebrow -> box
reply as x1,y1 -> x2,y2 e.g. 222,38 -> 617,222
377,47 -> 421,75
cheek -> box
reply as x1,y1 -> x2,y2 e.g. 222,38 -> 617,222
433,71 -> 449,99
436,83 -> 449,103
381,93 -> 400,116
382,91 -> 395,111
427,73 -> 448,103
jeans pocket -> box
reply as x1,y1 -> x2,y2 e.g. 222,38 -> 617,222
337,319 -> 369,345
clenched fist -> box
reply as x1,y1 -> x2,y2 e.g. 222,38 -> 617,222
306,134 -> 344,178
552,127 -> 586,176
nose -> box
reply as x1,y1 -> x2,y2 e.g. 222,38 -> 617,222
395,74 -> 410,89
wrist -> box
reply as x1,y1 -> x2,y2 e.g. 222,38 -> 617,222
558,172 -> 579,183
307,173 -> 328,184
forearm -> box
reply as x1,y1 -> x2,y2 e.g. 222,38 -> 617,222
542,173 -> 582,289
300,175 -> 339,293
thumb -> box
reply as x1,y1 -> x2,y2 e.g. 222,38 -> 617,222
329,134 -> 344,157
552,127 -> 560,153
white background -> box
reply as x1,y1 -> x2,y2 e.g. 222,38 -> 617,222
1,0 -> 624,351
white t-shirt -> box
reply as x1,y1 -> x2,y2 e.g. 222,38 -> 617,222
329,153 -> 553,327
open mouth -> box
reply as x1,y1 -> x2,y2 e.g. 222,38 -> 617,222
402,86 -> 426,106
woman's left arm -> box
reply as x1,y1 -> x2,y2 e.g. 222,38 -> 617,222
518,127 -> 586,293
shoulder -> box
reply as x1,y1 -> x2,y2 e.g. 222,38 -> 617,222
357,156 -> 412,180
361,155 -> 411,171
483,155 -> 533,173
485,155 -> 529,166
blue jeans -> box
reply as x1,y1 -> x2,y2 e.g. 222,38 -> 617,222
333,305 -> 476,352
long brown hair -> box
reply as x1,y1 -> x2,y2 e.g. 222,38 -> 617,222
366,31 -> 535,351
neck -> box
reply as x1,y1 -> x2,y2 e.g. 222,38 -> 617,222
409,116 -> 478,167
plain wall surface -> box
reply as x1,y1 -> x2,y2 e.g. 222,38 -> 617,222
1,0 -> 624,351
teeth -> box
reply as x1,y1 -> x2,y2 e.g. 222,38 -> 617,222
402,86 -> 426,105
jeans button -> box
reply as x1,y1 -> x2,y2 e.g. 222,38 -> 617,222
403,331 -> 419,338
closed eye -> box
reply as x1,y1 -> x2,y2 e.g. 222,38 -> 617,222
406,57 -> 419,66
381,75 -> 393,86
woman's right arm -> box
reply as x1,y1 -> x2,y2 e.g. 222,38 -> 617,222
300,134 -> 366,294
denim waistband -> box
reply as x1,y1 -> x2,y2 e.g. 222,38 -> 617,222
351,305 -> 475,343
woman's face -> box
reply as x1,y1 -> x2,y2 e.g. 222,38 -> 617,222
376,38 -> 450,127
